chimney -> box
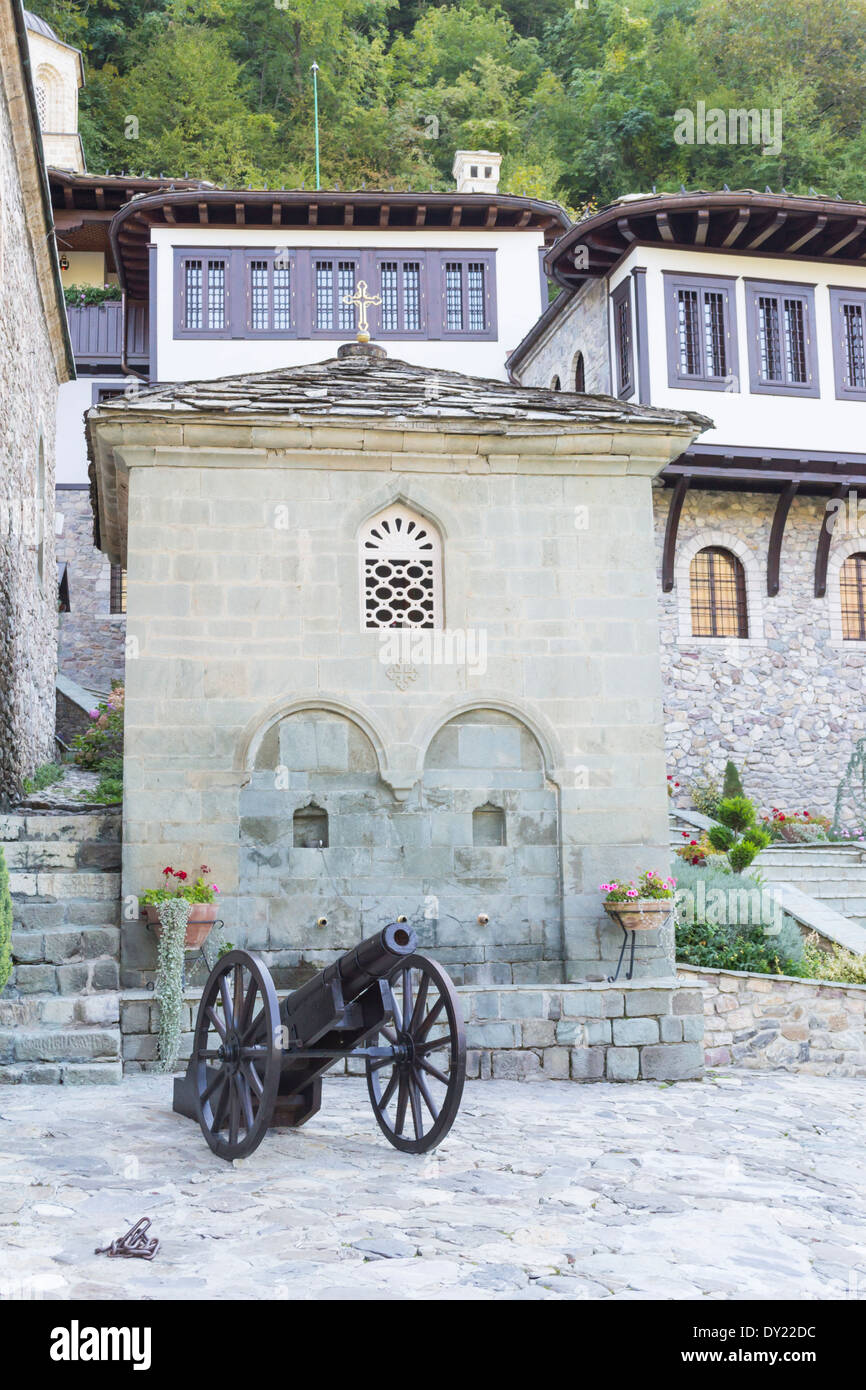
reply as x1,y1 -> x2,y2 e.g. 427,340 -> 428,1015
452,150 -> 502,195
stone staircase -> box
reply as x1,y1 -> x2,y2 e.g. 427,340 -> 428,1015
754,844 -> 866,931
0,810 -> 122,1084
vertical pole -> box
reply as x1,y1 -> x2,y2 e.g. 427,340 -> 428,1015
311,62 -> 320,191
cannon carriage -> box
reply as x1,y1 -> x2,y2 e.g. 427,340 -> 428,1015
173,922 -> 466,1160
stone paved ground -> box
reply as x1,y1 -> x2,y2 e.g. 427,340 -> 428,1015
1,1072 -> 864,1301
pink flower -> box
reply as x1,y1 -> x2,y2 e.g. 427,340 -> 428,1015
89,709 -> 99,720
211,884 -> 220,894
626,888 -> 638,898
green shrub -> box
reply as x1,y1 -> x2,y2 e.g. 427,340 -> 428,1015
688,767 -> 723,819
72,685 -> 124,803
708,824 -> 735,853
79,774 -> 123,804
22,762 -> 65,794
0,847 -> 12,994
722,760 -> 744,798
673,860 -> 804,975
793,934 -> 866,985
63,284 -> 122,306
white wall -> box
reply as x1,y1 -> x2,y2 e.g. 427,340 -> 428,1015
56,376 -> 127,484
610,244 -> 866,456
152,225 -> 546,382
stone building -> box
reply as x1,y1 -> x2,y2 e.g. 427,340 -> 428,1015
87,347 -> 706,1084
508,190 -> 866,814
23,7 -> 83,172
0,0 -> 74,801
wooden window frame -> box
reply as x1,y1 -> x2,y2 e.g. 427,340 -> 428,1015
612,280 -> 634,400
744,278 -> 819,397
689,546 -> 749,639
663,271 -> 739,392
174,247 -> 232,339
829,287 -> 866,401
109,564 -> 127,615
840,551 -> 866,641
245,251 -> 297,338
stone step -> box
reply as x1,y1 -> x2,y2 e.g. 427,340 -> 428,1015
0,1025 -> 121,1065
2,839 -> 121,871
0,1061 -> 122,1085
11,925 -> 120,962
9,955 -> 119,995
0,992 -> 120,1029
0,812 -> 121,844
12,898 -> 120,930
9,870 -> 121,900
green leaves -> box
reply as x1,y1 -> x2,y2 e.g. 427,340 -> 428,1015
0,848 -> 11,996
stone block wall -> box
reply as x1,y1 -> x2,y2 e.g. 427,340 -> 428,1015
656,487 -> 866,815
56,486 -> 126,691
0,47 -> 60,800
678,964 -> 866,1076
120,979 -> 705,1083
515,279 -> 611,395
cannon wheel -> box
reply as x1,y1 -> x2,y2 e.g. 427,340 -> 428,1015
192,949 -> 282,1161
366,953 -> 466,1154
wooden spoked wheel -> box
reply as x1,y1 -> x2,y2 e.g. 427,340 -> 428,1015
193,949 -> 282,1161
366,953 -> 466,1154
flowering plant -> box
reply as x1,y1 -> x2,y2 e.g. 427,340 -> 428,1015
761,809 -> 831,843
599,869 -> 676,903
141,865 -> 220,906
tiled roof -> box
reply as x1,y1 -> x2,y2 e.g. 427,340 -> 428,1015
92,353 -> 710,430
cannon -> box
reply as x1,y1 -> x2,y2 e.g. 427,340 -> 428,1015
173,922 -> 466,1161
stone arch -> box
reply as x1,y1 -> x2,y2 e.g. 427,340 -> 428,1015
413,695 -> 563,787
234,694 -> 391,782
35,63 -> 63,130
573,351 -> 585,392
674,529 -> 765,645
828,535 -> 866,646
345,480 -> 461,544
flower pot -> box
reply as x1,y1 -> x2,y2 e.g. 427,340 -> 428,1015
143,903 -> 218,949
604,899 -> 672,932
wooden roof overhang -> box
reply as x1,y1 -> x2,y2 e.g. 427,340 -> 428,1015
659,446 -> 866,601
109,189 -> 571,299
49,170 -> 211,266
545,190 -> 866,290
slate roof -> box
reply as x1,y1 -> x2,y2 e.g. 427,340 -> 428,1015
91,354 -> 711,431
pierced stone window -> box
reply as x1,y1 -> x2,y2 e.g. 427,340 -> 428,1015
359,504 -> 443,630
840,552 -> 866,641
110,564 -> 127,615
574,352 -> 585,392
473,803 -> 506,846
551,375 -> 561,391
690,547 -> 749,639
293,803 -> 329,848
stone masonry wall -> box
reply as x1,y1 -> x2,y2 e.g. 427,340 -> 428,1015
56,486 -> 126,691
678,964 -> 866,1076
656,488 -> 866,816
516,279 -> 611,395
121,980 -> 705,1082
0,55 -> 59,800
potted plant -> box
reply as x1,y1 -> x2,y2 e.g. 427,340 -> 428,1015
599,869 -> 677,929
141,865 -> 221,949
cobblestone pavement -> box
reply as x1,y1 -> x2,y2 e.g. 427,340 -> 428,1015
1,1072 -> 864,1301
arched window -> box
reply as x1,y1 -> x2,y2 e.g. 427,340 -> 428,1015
550,375 -> 561,391
840,552 -> 866,640
359,503 -> 442,629
35,65 -> 63,131
293,803 -> 329,848
574,352 -> 585,392
689,547 -> 748,638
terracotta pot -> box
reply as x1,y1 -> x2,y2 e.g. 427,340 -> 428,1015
604,898 -> 672,932
143,902 -> 218,949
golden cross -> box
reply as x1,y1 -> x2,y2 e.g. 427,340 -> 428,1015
342,279 -> 382,343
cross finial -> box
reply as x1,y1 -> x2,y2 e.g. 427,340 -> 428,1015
342,279 -> 382,343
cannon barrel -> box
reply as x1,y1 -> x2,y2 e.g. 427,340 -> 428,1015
280,921 -> 417,1047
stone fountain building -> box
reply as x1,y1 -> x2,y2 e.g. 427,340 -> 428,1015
87,347 -> 709,1080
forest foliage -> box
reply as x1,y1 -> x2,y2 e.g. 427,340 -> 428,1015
35,0 -> 866,209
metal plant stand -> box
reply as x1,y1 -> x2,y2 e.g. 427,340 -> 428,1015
605,908 -> 674,983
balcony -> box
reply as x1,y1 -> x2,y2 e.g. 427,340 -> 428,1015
66,301 -> 148,369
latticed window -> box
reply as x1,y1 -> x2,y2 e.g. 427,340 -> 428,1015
689,547 -> 748,639
109,565 -> 126,615
747,282 -> 815,392
842,303 -> 866,390
831,290 -> 866,398
840,553 -> 866,641
676,288 -> 728,378
314,259 -> 357,332
248,257 -> 293,332
379,260 -> 423,333
180,257 -> 228,334
444,261 -> 487,333
612,282 -> 632,397
359,505 -> 442,630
